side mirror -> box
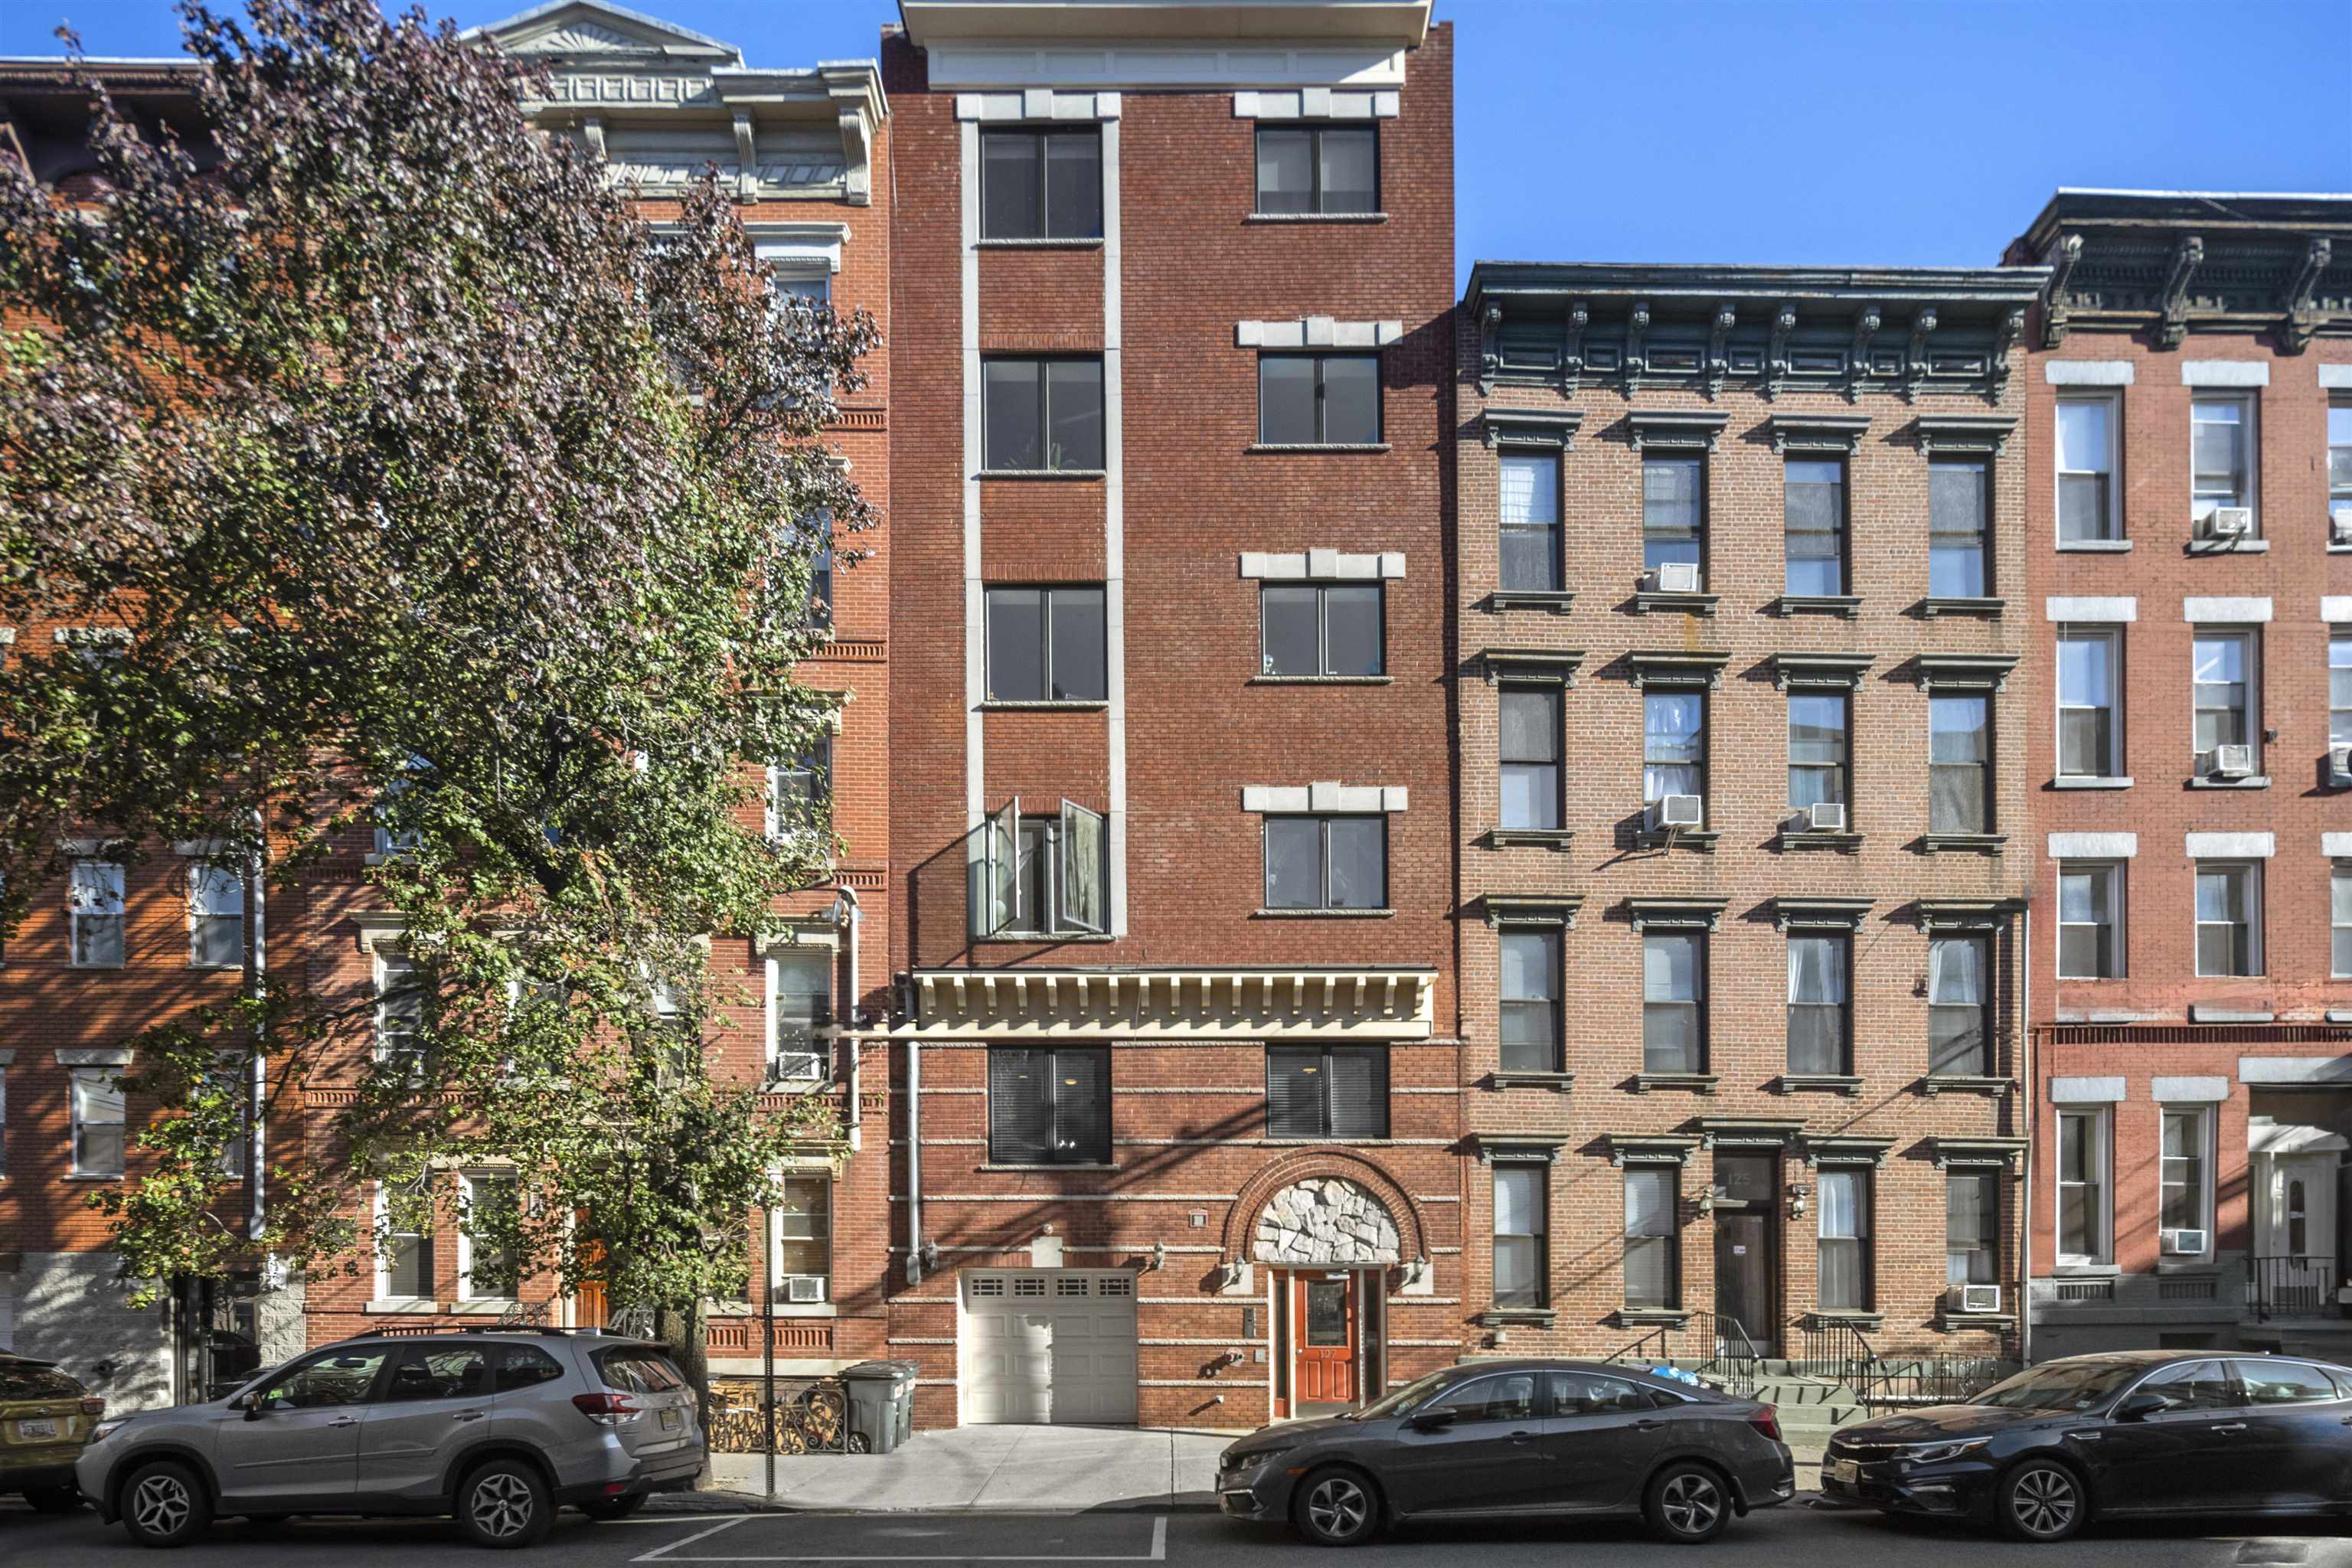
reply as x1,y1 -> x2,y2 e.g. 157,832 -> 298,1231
1408,1407 -> 1460,1432
2112,1392 -> 2171,1423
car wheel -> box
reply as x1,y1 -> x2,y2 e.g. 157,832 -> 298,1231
1997,1459 -> 2086,1544
1292,1465 -> 1380,1547
456,1459 -> 554,1550
578,1492 -> 648,1522
1645,1462 -> 1732,1545
120,1459 -> 213,1549
23,1484 -> 81,1514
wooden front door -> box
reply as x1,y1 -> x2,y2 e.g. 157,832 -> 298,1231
1292,1272 -> 1355,1407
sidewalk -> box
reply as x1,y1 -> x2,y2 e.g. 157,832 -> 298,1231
655,1426 -> 1236,1514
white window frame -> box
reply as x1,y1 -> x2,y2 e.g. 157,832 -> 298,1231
766,949 -> 835,1084
2055,1107 -> 2112,1266
2055,625 -> 2122,780
2191,626 -> 2259,778
69,1067 -> 126,1179
375,954 -> 423,1066
67,859 -> 126,969
186,860 -> 246,971
1815,1167 -> 1872,1314
374,1181 -> 435,1305
2056,392 -> 2121,544
2056,861 -> 2125,980
2194,860 -> 2263,978
2334,865 -> 2351,980
2159,1105 -> 2215,1260
456,1171 -> 520,1304
2190,392 -> 2258,532
769,1171 -> 835,1308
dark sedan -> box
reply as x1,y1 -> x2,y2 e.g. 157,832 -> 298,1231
1823,1349 -> 2352,1542
1217,1358 -> 1795,1546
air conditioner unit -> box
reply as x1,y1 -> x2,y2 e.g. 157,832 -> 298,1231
1805,801 -> 1847,832
2211,743 -> 2256,779
1655,794 -> 1704,830
771,1050 -> 827,1084
2161,1228 -> 2209,1256
2207,506 -> 2253,539
1654,561 -> 1703,594
2334,509 -> 2352,544
784,1274 -> 828,1304
1947,1283 -> 2002,1315
2331,743 -> 2352,786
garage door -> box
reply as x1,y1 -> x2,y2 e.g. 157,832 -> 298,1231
961,1271 -> 1138,1425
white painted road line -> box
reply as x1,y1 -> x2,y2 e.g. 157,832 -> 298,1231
639,1513 -> 1169,1563
635,1515 -> 753,1561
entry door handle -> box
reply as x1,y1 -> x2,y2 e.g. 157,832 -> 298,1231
2209,1422 -> 2248,1433
452,1410 -> 485,1423
1508,1429 -> 1536,1444
325,1416 -> 359,1429
1633,1420 -> 1664,1432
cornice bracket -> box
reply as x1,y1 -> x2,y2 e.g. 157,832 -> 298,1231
1622,300 -> 1651,400
1704,302 -> 1736,400
1903,309 -> 1939,403
2283,236 -> 2332,352
1561,299 -> 1589,394
1763,302 -> 1797,400
1477,302 -> 1502,396
1847,306 -> 1880,403
2040,233 -> 2083,348
2158,235 -> 2205,348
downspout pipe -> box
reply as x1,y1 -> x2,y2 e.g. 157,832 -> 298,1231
831,887 -> 863,1152
2020,900 -> 2034,1367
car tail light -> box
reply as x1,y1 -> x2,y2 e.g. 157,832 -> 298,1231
81,1397 -> 106,1418
1747,1404 -> 1781,1442
572,1392 -> 641,1426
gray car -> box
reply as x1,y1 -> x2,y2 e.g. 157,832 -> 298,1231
1217,1359 -> 1795,1547
75,1330 -> 704,1549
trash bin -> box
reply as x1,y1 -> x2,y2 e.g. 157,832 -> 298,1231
838,1362 -> 904,1455
881,1358 -> 919,1446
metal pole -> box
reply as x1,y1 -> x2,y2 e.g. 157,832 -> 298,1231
2020,901 -> 2034,1367
763,1200 -> 776,1498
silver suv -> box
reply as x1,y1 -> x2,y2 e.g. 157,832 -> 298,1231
75,1330 -> 703,1549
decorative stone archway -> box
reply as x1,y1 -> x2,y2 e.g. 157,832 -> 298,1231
1251,1177 -> 1402,1267
1221,1149 -> 1431,1271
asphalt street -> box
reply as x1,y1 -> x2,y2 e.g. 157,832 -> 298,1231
6,1501 -> 2352,1567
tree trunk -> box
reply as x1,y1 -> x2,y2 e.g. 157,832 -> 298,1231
656,1300 -> 714,1485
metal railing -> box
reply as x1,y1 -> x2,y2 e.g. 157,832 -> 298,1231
1600,1310 -> 1762,1398
2247,1254 -> 2340,1321
1792,1318 -> 2011,1410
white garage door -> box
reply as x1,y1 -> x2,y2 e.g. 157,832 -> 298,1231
961,1271 -> 1138,1426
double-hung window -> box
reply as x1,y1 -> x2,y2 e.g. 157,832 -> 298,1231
987,1047 -> 1110,1165
1260,583 -> 1381,677
2056,396 -> 2118,543
979,127 -> 1102,240
1258,354 -> 1380,446
1785,934 -> 1850,1076
1945,1171 -> 1999,1287
982,358 -> 1105,472
1263,815 -> 1386,911
1783,458 -> 1847,596
2056,627 -> 2120,779
2329,632 -> 2350,757
1643,692 -> 1705,822
457,1174 -> 520,1302
2056,1109 -> 2109,1265
1266,1045 -> 1389,1139
1498,928 -> 1560,1072
1642,931 -> 1704,1073
2335,867 -> 2351,979
1622,1167 -> 1678,1309
1253,125 -> 1377,215
68,859 -> 125,969
376,956 -> 425,1068
1929,694 -> 1991,833
379,1183 -> 433,1300
2161,1107 -> 2211,1244
188,861 -> 245,970
986,585 -> 1108,701
772,737 -> 832,837
1787,693 -> 1849,815
1498,452 -> 1560,591
2331,401 -> 2352,541
772,1174 -> 832,1302
1816,1169 -> 1871,1313
769,950 -> 834,1083
1494,1164 -> 1548,1310
1927,935 -> 1991,1076
1498,685 -> 1561,831
2195,861 -> 2261,976
2192,629 -> 2256,776
974,798 -> 1109,938
1643,455 -> 1703,583
70,1068 -> 126,1178
2190,394 -> 2255,531
1928,458 -> 1990,598
2057,862 -> 2122,979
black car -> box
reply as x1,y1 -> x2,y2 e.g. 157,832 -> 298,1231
1823,1350 -> 2352,1542
1217,1358 -> 1795,1547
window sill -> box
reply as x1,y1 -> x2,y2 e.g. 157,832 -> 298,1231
1919,833 -> 2007,856
2331,544 -> 2352,554
2052,775 -> 2134,789
1920,1075 -> 2016,1098
1640,829 -> 1719,854
1485,590 -> 1575,614
2053,1263 -> 2122,1279
1244,443 -> 1390,455
1487,1069 -> 1574,1093
1806,1311 -> 1886,1331
1488,827 -> 1575,851
1611,1307 -> 1691,1328
364,1298 -> 439,1315
1771,595 -> 1862,619
1245,211 -> 1390,224
973,237 -> 1105,250
62,1173 -> 124,1182
1632,590 -> 1720,617
1248,675 -> 1393,685
67,965 -> 127,972
187,962 -> 240,972
449,1298 -> 517,1316
1920,596 -> 2006,620
1776,1074 -> 1862,1096
1936,1312 -> 2018,1331
766,1302 -> 838,1318
2188,537 -> 2269,554
1253,907 -> 1395,919
2056,539 -> 2133,553
974,932 -> 1119,944
977,1162 -> 1118,1172
975,469 -> 1106,481
2188,774 -> 2269,789
978,700 -> 1109,711
1779,831 -> 1864,854
1477,1308 -> 1557,1328
1631,1073 -> 1719,1095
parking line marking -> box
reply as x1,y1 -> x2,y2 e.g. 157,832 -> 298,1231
644,1513 -> 1169,1563
635,1515 -> 753,1561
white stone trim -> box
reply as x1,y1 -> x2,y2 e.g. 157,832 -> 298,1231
2241,1057 -> 2352,1085
2321,597 -> 2352,624
747,223 -> 849,275
953,89 -> 1121,122
56,1048 -> 132,1067
2181,360 -> 2270,387
1102,114 -> 1127,939
2186,831 -> 2274,860
2049,832 -> 2137,860
2320,364 -> 2352,390
2045,360 -> 2135,386
961,116 -> 986,868
2044,596 -> 2136,623
1241,783 -> 1406,814
1233,88 -> 1399,119
2324,832 -> 2352,859
2050,1076 -> 2126,1104
1237,317 -> 1405,350
2152,1076 -> 2232,1102
2183,596 -> 2272,624
923,44 -> 1408,93
1240,550 -> 1405,581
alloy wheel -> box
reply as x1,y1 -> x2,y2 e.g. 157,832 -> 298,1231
2010,1465 -> 2077,1537
132,1474 -> 192,1536
1305,1475 -> 1370,1539
1659,1472 -> 1722,1537
470,1472 -> 537,1540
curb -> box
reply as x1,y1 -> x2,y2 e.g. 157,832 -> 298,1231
646,1492 -> 1224,1517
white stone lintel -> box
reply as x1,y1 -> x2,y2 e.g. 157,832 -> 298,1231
1240,550 -> 1404,582
2045,596 -> 2136,624
2050,832 -> 2137,860
2181,360 -> 2270,387
2050,1076 -> 2126,1104
1237,317 -> 1403,350
2045,360 -> 2134,387
2319,364 -> 2352,390
2324,832 -> 2352,859
1234,88 -> 1399,119
2186,831 -> 2275,860
2184,596 -> 2272,624
2321,597 -> 2352,625
2152,1076 -> 2233,1102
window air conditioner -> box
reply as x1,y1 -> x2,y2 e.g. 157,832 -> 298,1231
1948,1283 -> 2002,1315
2161,1228 -> 2209,1256
2207,506 -> 2253,539
771,1048 -> 827,1083
2331,743 -> 2352,786
2211,744 -> 2256,779
2334,510 -> 2352,545
1654,561 -> 1703,594
784,1274 -> 828,1304
1805,801 -> 1847,832
1655,794 -> 1704,830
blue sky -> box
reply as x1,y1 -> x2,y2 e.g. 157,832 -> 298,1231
8,0 -> 2347,283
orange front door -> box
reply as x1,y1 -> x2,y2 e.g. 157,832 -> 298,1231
1292,1272 -> 1355,1406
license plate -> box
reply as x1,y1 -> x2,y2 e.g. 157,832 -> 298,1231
1826,1459 -> 1859,1485
660,1408 -> 681,1431
16,1418 -> 58,1441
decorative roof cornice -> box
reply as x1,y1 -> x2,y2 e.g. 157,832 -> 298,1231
1466,263 -> 2049,313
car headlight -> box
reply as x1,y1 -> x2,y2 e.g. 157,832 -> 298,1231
1901,1438 -> 1990,1465
90,1419 -> 129,1443
1231,1446 -> 1295,1471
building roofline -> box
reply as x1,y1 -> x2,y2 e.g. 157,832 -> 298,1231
1465,260 -> 2050,313
460,0 -> 742,59
897,0 -> 1431,49
2014,187 -> 2352,254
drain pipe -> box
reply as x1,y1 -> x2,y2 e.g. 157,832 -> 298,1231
2020,900 -> 2034,1367
904,975 -> 923,1286
831,889 -> 864,1152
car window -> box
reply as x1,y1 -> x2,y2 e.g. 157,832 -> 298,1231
1427,1373 -> 1537,1423
496,1344 -> 568,1393
1546,1371 -> 1661,1416
382,1344 -> 489,1403
260,1348 -> 390,1409
2234,1361 -> 2343,1406
595,1348 -> 684,1394
1975,1359 -> 2141,1411
2132,1359 -> 2237,1413
0,1363 -> 86,1401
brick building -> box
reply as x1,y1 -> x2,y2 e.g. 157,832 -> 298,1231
1456,262 -> 2048,1371
2011,191 -> 2352,1357
878,0 -> 1458,1428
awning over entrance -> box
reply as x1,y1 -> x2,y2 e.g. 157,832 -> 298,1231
898,966 -> 1436,1040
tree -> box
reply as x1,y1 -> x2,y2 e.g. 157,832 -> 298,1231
0,0 -> 875,1408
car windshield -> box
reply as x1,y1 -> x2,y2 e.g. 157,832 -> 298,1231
1354,1367 -> 1460,1421
1972,1360 -> 2142,1411
0,1362 -> 84,1401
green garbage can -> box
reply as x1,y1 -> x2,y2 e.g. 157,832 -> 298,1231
882,1359 -> 920,1446
838,1362 -> 903,1455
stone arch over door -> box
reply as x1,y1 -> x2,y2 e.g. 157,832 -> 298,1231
1222,1149 -> 1428,1267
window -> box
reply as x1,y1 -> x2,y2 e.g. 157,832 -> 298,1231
1498,452 -> 1560,590
384,1343 -> 489,1403
2056,628 -> 2119,779
379,1184 -> 433,1300
1786,934 -> 1850,1076
2161,1108 -> 2210,1237
1430,1371 -> 1537,1423
1493,1165 -> 1547,1309
70,1068 -> 126,1178
987,1047 -> 1110,1165
1642,931 -> 1704,1073
376,956 -> 424,1067
1643,692 -> 1705,822
808,546 -> 833,627
186,861 -> 244,969
2236,1361 -> 2341,1407
979,126 -> 1101,240
1929,458 -> 1990,597
1498,929 -> 1560,1072
1623,1167 -> 1678,1308
2132,1357 -> 2235,1410
67,859 -> 125,969
1263,815 -> 1386,911
2057,863 -> 2122,979
772,1174 -> 831,1300
982,358 -> 1104,472
2056,396 -> 2117,543
2335,869 -> 2351,979
973,798 -> 1107,937
769,950 -> 834,1081
1787,693 -> 1849,814
1260,584 -> 1381,677
1548,1370 -> 1670,1415
1254,124 -> 1376,215
2190,394 -> 2254,529
458,1174 -> 519,1301
2330,632 -> 2350,752
2195,861 -> 2261,977
1266,1045 -> 1389,1139
1258,354 -> 1380,446
1817,1169 -> 1870,1313
2057,1109 -> 2109,1264
1643,455 -> 1703,580
1927,935 -> 1991,1076
2192,629 -> 2256,776
772,736 -> 831,835
1498,685 -> 1561,831
2331,402 -> 2352,540
257,1348 -> 391,1410
1929,694 -> 1991,833
985,586 -> 1106,702
1783,457 -> 1846,596
1945,1171 -> 1999,1287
